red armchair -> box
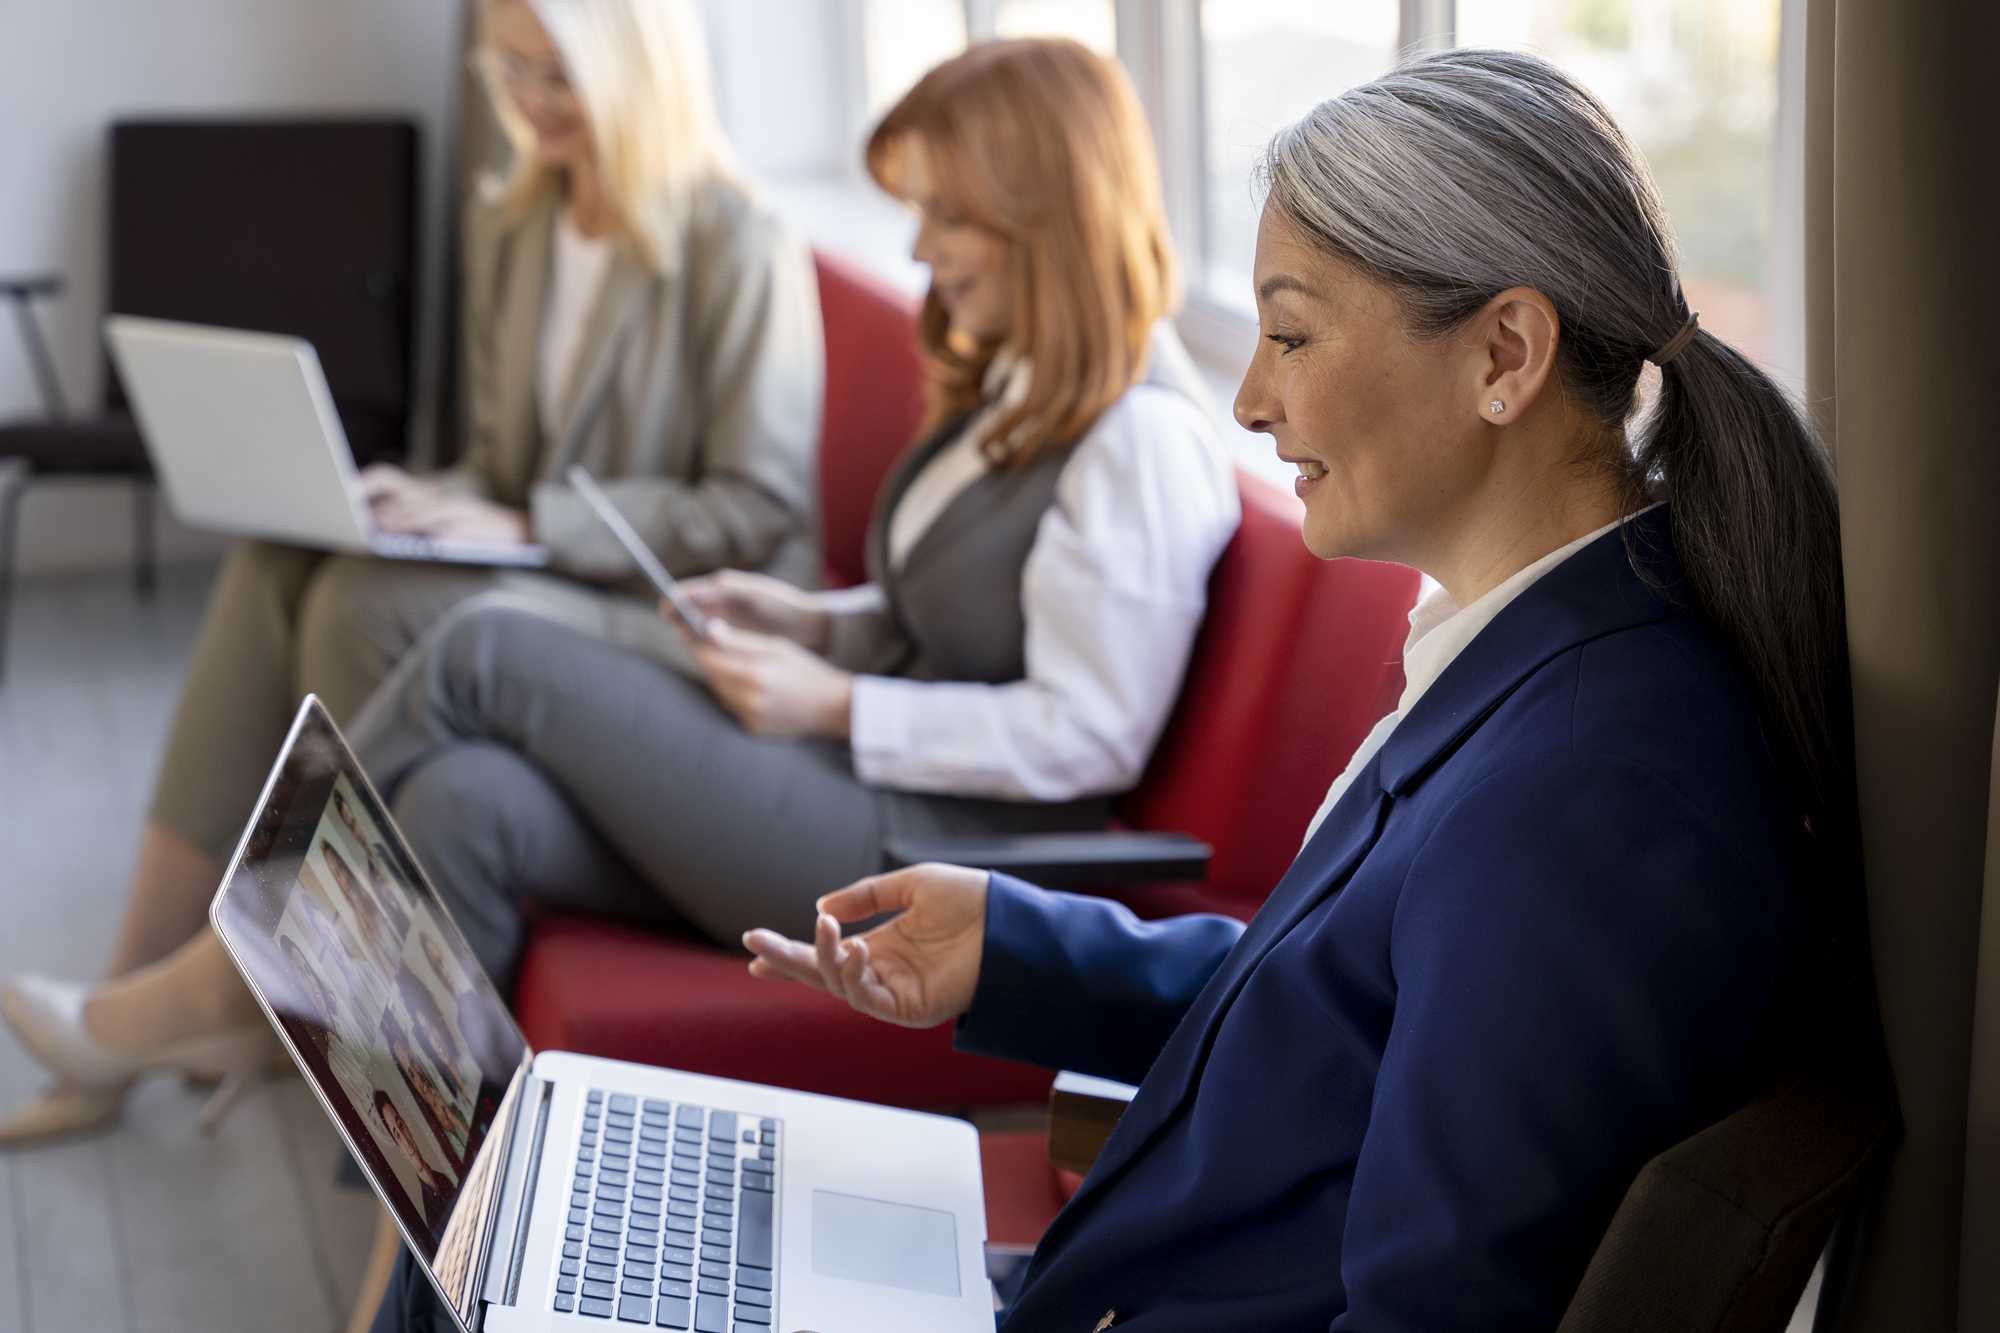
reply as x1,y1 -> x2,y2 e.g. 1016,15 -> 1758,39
508,252 -> 1422,1108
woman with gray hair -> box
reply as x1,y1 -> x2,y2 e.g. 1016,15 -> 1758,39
743,48 -> 1855,1329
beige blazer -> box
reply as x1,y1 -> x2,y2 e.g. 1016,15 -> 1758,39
450,173 -> 823,587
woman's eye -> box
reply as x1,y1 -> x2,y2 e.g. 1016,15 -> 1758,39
1266,332 -> 1306,354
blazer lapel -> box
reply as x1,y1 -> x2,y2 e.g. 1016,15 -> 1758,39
545,247 -> 654,479
1033,756 -> 1394,1260
487,198 -> 556,501
1375,506 -> 1682,796
1030,508 -> 1691,1273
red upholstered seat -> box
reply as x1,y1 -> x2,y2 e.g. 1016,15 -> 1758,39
514,914 -> 1052,1105
1108,474 -> 1416,922
812,252 -> 925,587
980,1129 -> 1083,1248
509,258 -> 1423,1106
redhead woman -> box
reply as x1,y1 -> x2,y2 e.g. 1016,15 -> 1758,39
0,0 -> 822,1144
2,30 -> 1234,1159
745,48 -> 1854,1330
350,39 -> 1239,1325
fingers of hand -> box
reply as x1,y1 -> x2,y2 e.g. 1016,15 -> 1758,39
837,936 -> 879,1003
817,873 -> 910,924
741,930 -> 827,991
358,463 -> 408,497
813,912 -> 854,999
376,493 -> 456,534
845,941 -> 900,1014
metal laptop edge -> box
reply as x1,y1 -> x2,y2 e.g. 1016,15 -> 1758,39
206,695 -> 538,1333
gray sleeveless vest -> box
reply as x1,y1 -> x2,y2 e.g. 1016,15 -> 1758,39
857,327 -> 1209,689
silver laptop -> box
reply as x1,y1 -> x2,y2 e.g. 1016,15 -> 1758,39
211,698 -> 991,1332
105,316 -> 547,567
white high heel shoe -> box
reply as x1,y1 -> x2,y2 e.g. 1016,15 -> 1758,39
0,974 -> 274,1137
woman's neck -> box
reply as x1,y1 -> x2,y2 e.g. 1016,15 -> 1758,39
1423,437 -> 1627,607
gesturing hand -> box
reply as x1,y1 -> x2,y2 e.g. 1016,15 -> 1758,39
690,620 -> 853,739
742,864 -> 990,1030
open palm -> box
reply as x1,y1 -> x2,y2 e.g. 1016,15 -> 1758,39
742,864 -> 988,1029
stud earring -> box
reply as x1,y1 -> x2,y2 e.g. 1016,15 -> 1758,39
1488,399 -> 1505,416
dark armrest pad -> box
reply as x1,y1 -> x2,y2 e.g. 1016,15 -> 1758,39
0,274 -> 63,300
880,830 -> 1211,889
1047,1071 -> 1139,1175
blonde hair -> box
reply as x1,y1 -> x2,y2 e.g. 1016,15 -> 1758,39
479,0 -> 732,268
867,39 -> 1178,466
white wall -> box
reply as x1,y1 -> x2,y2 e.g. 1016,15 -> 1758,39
698,0 -> 862,180
0,0 -> 461,576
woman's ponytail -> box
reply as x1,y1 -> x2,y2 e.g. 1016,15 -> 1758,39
1635,328 -> 1850,807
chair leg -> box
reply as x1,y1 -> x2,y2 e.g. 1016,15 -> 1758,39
0,464 -> 27,687
133,478 -> 156,600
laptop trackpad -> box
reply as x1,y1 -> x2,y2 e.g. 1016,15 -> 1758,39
810,1190 -> 961,1298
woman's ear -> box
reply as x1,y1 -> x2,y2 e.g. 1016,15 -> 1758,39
1471,286 -> 1560,425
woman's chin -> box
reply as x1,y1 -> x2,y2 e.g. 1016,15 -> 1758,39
1300,513 -> 1368,563
1298,512 -> 1340,560
532,137 -> 589,167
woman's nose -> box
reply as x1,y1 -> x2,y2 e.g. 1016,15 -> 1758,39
1234,380 -> 1278,434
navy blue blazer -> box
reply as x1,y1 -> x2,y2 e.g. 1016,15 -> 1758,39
960,509 -> 1810,1331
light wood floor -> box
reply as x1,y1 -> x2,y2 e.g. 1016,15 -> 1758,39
0,566 -> 378,1333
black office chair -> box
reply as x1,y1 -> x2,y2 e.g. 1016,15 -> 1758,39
0,117 -> 422,683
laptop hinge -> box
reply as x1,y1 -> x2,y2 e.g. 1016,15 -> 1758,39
483,1066 -> 554,1311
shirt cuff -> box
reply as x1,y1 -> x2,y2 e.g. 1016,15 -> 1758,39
809,584 -> 888,615
846,674 -> 916,786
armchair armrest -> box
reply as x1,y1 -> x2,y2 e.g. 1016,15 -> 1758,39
0,273 -> 63,301
1046,1070 -> 1138,1175
0,272 -> 69,417
879,830 -> 1211,890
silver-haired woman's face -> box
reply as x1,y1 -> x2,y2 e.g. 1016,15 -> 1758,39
1233,204 -> 1562,567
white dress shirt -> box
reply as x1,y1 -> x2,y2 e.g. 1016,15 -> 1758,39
1301,506 -> 1661,846
820,372 -> 1240,802
536,212 -> 613,445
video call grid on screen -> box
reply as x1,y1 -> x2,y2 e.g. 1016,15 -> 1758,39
213,710 -> 526,1261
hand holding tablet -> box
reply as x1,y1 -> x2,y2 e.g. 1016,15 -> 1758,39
566,465 -> 712,639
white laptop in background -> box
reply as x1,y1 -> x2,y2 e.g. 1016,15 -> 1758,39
210,697 -> 992,1333
105,316 -> 547,568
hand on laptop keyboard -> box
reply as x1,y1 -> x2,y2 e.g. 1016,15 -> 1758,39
741,864 -> 988,1029
362,464 -> 530,543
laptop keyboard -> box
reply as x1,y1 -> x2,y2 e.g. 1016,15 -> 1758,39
369,532 -> 453,560
553,1089 -> 780,1330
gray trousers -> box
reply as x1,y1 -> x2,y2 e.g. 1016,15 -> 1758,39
147,541 -> 683,863
347,598 -> 1106,985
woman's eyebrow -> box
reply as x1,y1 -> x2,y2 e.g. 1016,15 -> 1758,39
1256,273 -> 1318,304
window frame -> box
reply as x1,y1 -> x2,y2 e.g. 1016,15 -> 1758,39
844,0 -> 1805,390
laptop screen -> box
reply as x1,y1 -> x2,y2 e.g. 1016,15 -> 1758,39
212,699 -> 528,1288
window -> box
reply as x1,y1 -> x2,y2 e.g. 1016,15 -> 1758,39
841,0 -> 1798,412
993,0 -> 1116,54
863,0 -> 969,120
861,1 -> 1117,120
1456,0 -> 1786,368
1197,1 -> 1403,309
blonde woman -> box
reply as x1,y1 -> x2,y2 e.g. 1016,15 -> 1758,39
0,0 -> 822,1144
6,33 -> 1239,1145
